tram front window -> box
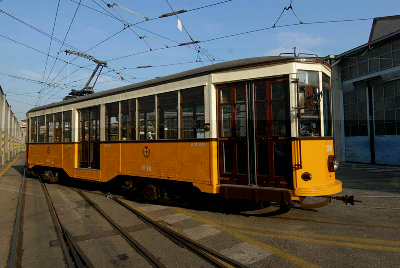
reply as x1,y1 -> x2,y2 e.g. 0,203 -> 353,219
298,70 -> 321,137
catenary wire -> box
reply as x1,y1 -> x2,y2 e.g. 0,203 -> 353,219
39,0 -> 83,105
82,0 -> 224,61
40,0 -> 61,86
43,27 -> 127,92
0,33 -> 129,84
105,16 -> 374,62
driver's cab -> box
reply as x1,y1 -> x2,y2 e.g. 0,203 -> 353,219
296,70 -> 332,138
291,66 -> 340,199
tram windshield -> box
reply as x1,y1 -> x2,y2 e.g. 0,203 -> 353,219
297,70 -> 332,137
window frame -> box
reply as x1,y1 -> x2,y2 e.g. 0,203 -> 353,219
180,87 -> 205,139
105,102 -> 120,141
158,92 -> 178,140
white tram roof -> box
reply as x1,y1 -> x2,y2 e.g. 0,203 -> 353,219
28,56 -> 328,113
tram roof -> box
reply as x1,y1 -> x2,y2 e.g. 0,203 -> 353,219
28,56 -> 326,113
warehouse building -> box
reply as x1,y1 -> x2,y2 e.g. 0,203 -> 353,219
331,15 -> 400,165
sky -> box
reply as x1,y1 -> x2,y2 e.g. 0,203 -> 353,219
0,0 -> 399,121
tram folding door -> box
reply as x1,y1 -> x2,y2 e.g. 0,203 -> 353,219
78,106 -> 100,169
218,77 -> 292,188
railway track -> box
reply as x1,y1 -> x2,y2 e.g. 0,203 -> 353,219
39,182 -> 244,267
75,189 -> 244,268
40,180 -> 94,268
8,168 -> 26,267
107,193 -> 245,268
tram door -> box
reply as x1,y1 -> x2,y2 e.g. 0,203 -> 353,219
218,78 -> 291,187
78,106 -> 100,169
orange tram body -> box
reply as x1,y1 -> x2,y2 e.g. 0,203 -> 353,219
26,57 -> 343,209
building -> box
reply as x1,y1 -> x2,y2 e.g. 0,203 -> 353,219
0,85 -> 25,165
331,15 -> 400,165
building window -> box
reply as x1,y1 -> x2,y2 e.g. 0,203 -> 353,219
298,70 -> 321,136
158,92 -> 178,139
63,111 -> 72,142
181,87 -> 205,139
38,115 -> 45,142
344,84 -> 368,136
368,47 -> 380,73
54,112 -> 62,142
106,102 -> 119,141
121,99 -> 136,140
139,96 -> 156,140
375,79 -> 400,135
30,117 -> 37,143
342,39 -> 400,81
393,39 -> 400,66
397,80 -> 400,134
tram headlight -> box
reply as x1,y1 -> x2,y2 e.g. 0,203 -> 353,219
301,172 -> 312,181
328,155 -> 339,172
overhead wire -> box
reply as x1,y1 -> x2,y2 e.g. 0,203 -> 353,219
273,0 -> 303,27
0,33 -> 128,84
201,17 -> 375,43
0,71 -> 69,88
79,0 -> 224,61
40,0 -> 61,87
123,59 -> 222,69
105,3 -> 153,50
43,27 -> 127,91
0,7 -> 130,92
39,0 -> 83,105
163,0 -> 212,63
0,8 -> 80,51
6,99 -> 36,107
106,16 -> 374,63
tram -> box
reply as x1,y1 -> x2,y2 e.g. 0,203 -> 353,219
26,56 -> 344,209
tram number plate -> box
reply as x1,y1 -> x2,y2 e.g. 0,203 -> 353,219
141,165 -> 152,171
191,142 -> 206,147
326,145 -> 333,152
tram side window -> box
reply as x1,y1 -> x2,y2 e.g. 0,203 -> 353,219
139,96 -> 156,140
121,99 -> 136,140
323,74 -> 332,136
158,92 -> 178,139
298,70 -> 321,137
30,117 -> 37,143
54,112 -> 62,142
38,115 -> 45,142
181,87 -> 205,139
63,111 -> 72,142
46,114 -> 54,142
219,87 -> 232,137
106,102 -> 119,141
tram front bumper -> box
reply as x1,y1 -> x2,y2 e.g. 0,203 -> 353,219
294,179 -> 342,197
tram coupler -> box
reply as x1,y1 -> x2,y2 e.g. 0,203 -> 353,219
329,195 -> 361,205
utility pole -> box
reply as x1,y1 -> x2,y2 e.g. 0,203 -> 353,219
62,50 -> 107,100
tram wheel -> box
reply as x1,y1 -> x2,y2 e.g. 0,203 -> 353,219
143,184 -> 160,201
41,170 -> 53,182
279,202 -> 292,213
41,170 -> 59,183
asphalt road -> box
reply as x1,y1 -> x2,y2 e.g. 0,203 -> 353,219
0,155 -> 399,267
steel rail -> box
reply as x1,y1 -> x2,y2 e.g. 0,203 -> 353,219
8,168 -> 26,268
110,195 -> 245,268
40,181 -> 94,268
74,189 -> 164,268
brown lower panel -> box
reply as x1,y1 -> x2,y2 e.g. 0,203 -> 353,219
219,184 -> 291,205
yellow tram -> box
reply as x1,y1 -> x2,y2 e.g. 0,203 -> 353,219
26,56 -> 343,208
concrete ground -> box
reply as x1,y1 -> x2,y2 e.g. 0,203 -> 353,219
0,154 -> 399,267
